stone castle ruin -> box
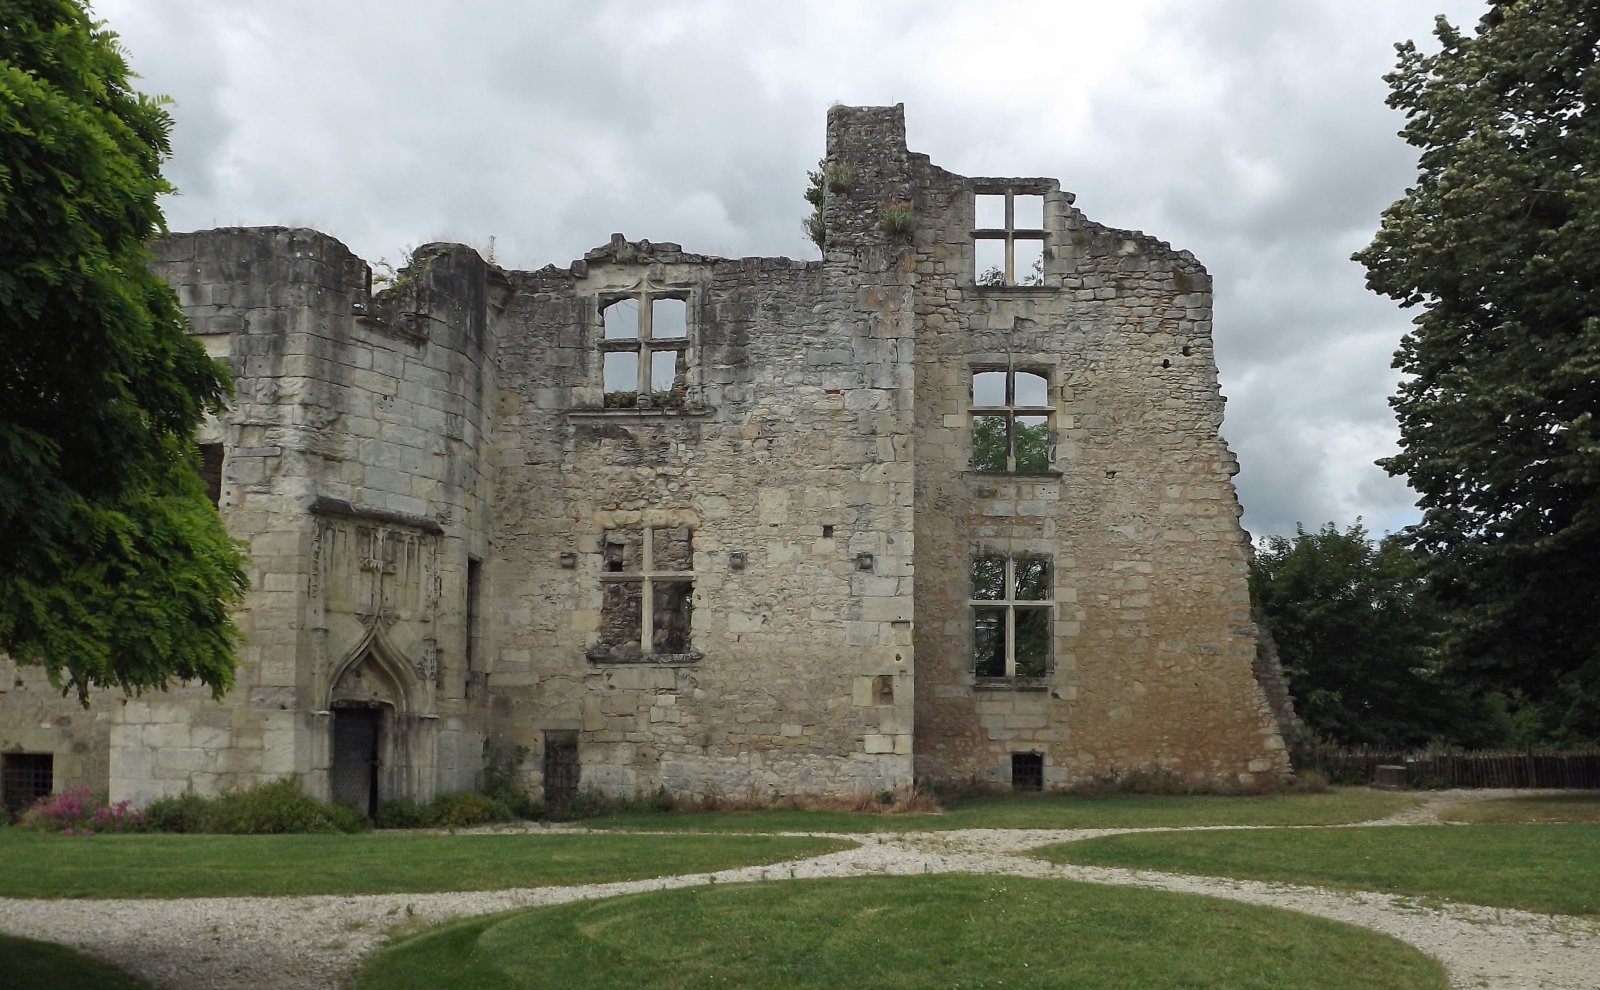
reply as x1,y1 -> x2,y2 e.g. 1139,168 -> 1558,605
0,105 -> 1291,816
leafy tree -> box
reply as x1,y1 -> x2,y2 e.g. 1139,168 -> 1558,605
0,0 -> 245,700
1354,1 -> 1600,741
1250,523 -> 1467,747
803,159 -> 825,250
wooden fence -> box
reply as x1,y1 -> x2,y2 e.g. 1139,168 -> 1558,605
1290,744 -> 1600,789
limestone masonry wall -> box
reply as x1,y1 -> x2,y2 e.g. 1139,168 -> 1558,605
0,105 -> 1288,815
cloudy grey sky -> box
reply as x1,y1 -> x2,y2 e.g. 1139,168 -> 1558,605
96,0 -> 1487,540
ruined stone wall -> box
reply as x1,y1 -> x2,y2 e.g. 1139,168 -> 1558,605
8,105 -> 1289,810
101,230 -> 498,805
0,664 -> 113,803
814,105 -> 1288,788
485,233 -> 916,800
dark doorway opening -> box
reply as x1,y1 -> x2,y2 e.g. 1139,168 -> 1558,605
1012,752 -> 1044,792
332,707 -> 381,818
543,731 -> 580,806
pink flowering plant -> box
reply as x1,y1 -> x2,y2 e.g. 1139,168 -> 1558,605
18,786 -> 145,835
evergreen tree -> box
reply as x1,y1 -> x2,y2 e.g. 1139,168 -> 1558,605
0,0 -> 245,700
1354,1 -> 1600,741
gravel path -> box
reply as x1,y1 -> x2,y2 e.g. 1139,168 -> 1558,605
2,791 -> 1595,989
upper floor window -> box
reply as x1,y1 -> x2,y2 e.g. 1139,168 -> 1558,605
971,369 -> 1052,473
971,553 -> 1052,678
593,525 -> 695,661
198,443 -> 224,507
599,291 -> 689,408
974,191 -> 1045,287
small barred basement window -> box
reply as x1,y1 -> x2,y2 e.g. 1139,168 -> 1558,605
1012,752 -> 1044,792
1,752 -> 53,817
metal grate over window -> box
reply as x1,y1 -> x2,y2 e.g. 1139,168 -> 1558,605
1012,752 -> 1044,792
2,752 -> 53,816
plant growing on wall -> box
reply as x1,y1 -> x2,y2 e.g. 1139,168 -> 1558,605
879,201 -> 916,239
803,159 -> 827,250
803,161 -> 856,251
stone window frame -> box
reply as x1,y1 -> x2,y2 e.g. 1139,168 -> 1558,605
972,182 -> 1051,288
596,285 -> 693,409
589,525 -> 701,664
969,366 -> 1055,474
970,551 -> 1053,687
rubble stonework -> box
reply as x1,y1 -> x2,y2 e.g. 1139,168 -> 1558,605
0,105 -> 1289,810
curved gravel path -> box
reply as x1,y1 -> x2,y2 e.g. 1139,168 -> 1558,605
1,791 -> 1595,990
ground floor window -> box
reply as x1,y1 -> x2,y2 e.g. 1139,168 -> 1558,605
1012,752 -> 1044,791
1,752 -> 53,817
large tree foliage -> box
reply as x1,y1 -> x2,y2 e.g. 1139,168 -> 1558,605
0,0 -> 245,700
1354,1 -> 1600,742
1250,523 -> 1469,747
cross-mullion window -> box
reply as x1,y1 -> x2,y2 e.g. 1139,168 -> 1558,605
598,526 -> 693,658
971,554 -> 1051,677
974,191 -> 1046,287
600,293 -> 690,407
971,369 -> 1053,473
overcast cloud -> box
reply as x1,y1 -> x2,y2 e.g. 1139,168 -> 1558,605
95,0 -> 1488,539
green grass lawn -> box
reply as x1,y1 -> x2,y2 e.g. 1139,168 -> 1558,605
0,934 -> 152,989
355,875 -> 1448,990
1440,793 -> 1600,823
1037,823 -> 1600,916
578,788 -> 1419,832
0,830 -> 852,899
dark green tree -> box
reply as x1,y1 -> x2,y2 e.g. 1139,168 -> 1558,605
1250,523 -> 1467,747
0,0 -> 245,701
803,159 -> 825,250
1354,1 -> 1600,742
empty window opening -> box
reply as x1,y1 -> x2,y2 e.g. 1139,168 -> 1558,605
1,753 -> 53,817
198,443 -> 223,507
971,553 -> 1052,678
602,297 -> 640,340
1013,240 -> 1045,287
971,370 -> 1053,473
821,524 -> 835,538
974,239 -> 1007,287
651,297 -> 687,339
1012,752 -> 1044,792
873,674 -> 895,705
1012,195 -> 1045,230
598,292 -> 691,407
974,190 -> 1047,287
597,525 -> 694,659
465,557 -> 482,674
603,351 -> 639,396
975,194 -> 1007,230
